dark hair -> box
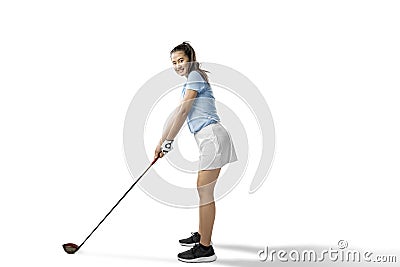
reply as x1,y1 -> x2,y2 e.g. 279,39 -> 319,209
170,41 -> 210,83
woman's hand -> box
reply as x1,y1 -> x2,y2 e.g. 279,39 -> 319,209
154,140 -> 174,159
154,142 -> 164,159
161,140 -> 174,154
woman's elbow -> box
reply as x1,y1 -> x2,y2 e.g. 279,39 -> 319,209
178,109 -> 189,118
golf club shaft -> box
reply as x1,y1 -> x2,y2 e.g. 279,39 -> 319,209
77,157 -> 159,251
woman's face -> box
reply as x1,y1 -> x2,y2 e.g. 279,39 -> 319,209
171,51 -> 190,77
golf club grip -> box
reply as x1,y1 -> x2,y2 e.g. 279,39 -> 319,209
78,157 -> 159,249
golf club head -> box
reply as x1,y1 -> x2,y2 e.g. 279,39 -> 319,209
62,243 -> 79,254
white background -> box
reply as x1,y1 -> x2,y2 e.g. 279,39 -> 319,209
1,0 -> 399,266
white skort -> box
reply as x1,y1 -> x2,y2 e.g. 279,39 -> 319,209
194,122 -> 238,171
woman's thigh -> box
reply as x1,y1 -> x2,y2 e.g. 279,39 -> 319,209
197,168 -> 221,188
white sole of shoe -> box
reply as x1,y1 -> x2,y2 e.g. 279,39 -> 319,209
178,254 -> 217,263
179,241 -> 213,247
179,242 -> 199,247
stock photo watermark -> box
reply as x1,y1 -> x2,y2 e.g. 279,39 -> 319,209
257,240 -> 397,263
123,62 -> 275,208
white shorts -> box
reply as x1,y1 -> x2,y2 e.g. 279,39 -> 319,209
194,122 -> 238,171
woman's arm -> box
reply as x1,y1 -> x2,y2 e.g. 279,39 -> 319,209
165,89 -> 197,140
157,106 -> 179,145
155,89 -> 197,158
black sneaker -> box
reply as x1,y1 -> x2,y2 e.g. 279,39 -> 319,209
179,232 -> 201,247
178,244 -> 217,263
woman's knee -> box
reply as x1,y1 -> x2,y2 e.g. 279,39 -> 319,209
196,168 -> 220,203
197,184 -> 215,204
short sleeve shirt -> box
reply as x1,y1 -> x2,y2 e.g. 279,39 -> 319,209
181,70 -> 220,134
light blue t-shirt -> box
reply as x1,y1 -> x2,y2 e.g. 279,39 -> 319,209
181,70 -> 220,134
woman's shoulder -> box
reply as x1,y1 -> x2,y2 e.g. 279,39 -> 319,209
188,70 -> 205,82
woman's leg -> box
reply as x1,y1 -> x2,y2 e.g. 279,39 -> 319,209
197,168 -> 221,246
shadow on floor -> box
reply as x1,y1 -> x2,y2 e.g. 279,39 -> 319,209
213,244 -> 396,267
78,243 -> 398,266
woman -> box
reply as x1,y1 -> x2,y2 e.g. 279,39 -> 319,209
154,42 -> 238,263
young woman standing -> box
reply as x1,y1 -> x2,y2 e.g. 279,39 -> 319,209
154,42 -> 237,263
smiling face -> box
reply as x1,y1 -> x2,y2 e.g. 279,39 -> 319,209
171,51 -> 190,77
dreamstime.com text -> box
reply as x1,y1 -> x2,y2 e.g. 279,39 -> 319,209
257,240 -> 397,263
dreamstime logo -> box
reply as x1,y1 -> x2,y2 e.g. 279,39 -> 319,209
123,62 -> 275,208
257,240 -> 398,263
337,240 -> 348,250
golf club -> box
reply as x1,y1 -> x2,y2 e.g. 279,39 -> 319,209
62,156 -> 160,254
